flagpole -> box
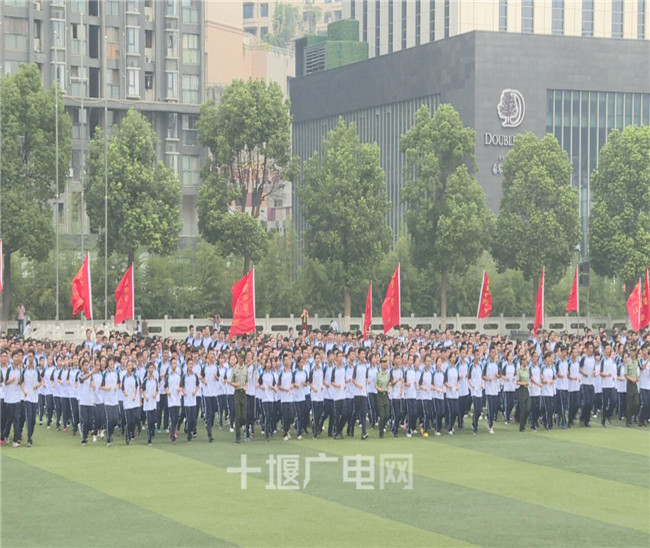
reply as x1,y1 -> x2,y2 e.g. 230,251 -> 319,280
576,265 -> 580,336
397,263 -> 401,329
87,253 -> 93,321
131,264 -> 135,322
477,270 -> 486,320
639,277 -> 642,329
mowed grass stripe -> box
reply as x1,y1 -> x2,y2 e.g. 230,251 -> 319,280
1,456 -> 234,548
289,431 -> 648,534
165,439 -> 650,547
444,426 -> 649,489
5,444 -> 473,548
535,425 -> 650,457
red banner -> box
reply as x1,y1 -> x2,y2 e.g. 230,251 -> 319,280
230,268 -> 256,336
115,265 -> 135,325
363,282 -> 372,338
627,280 -> 642,331
477,270 -> 492,319
382,265 -> 400,335
71,254 -> 93,320
566,266 -> 579,312
641,267 -> 650,330
534,268 -> 544,335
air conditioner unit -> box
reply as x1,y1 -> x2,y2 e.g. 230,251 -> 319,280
145,56 -> 151,63
145,14 -> 151,21
68,168 -> 74,178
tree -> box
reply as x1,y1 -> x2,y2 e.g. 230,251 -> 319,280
400,104 -> 488,327
588,125 -> 650,291
492,132 -> 579,292
263,3 -> 303,48
197,78 -> 296,272
300,118 -> 392,326
85,109 -> 182,266
0,64 -> 71,323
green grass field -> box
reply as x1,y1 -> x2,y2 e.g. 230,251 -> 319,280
1,418 -> 649,548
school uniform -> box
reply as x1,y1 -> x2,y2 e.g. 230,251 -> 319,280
278,368 -> 294,437
122,373 -> 140,444
529,363 -> 542,430
245,364 -> 257,438
157,359 -> 171,432
419,367 -> 434,433
458,359 -> 471,421
322,363 -> 334,436
165,370 -> 182,442
638,358 -> 649,426
616,361 -> 627,421
330,365 -> 346,438
541,365 -> 556,429
517,367 -> 531,432
403,366 -> 418,435
389,367 -> 403,436
259,370 -> 276,440
181,372 -> 199,442
142,376 -> 159,443
567,357 -> 581,426
309,366 -> 324,437
2,366 -> 24,445
43,364 -> 56,428
22,366 -> 41,445
445,366 -> 460,433
469,363 -> 483,433
91,370 -> 105,437
340,365 -> 355,436
59,368 -> 72,431
78,368 -> 94,444
432,369 -> 446,434
483,361 -> 500,430
501,361 -> 517,423
202,362 -> 219,440
579,355 -> 596,426
555,358 -> 569,428
69,367 -> 81,435
293,368 -> 308,437
600,356 -> 617,426
102,370 -> 121,445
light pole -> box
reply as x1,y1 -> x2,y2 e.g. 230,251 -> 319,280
54,29 -> 60,322
103,6 -> 108,323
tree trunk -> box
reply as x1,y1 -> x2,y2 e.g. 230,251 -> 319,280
343,284 -> 351,332
243,254 -> 251,276
440,268 -> 447,331
1,247 -> 11,330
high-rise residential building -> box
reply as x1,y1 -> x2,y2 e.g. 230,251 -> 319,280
343,0 -> 649,58
0,0 -> 205,241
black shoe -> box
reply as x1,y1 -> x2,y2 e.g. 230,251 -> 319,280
209,436 -> 214,443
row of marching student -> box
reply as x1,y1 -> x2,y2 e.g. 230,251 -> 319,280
0,325 -> 649,448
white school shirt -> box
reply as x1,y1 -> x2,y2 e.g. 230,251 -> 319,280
529,365 -> 542,397
502,362 -> 517,392
42,365 -> 54,396
330,366 -> 346,401
568,358 -> 581,392
246,365 -> 257,397
403,367 -> 417,399
617,363 -> 627,393
259,371 -> 276,403
102,371 -> 120,407
78,370 -> 94,407
309,367 -> 325,403
293,369 -> 307,402
367,366 -> 378,395
555,359 -> 568,391
352,363 -> 368,397
483,362 -> 500,397
458,360 -> 470,397
638,358 -> 650,390
4,367 -> 23,404
166,371 -> 182,407
601,357 -> 617,389
92,372 -> 104,405
182,373 -> 199,407
122,375 -> 140,410
469,364 -> 483,398
445,367 -> 459,399
278,369 -> 294,403
202,363 -> 219,397
580,356 -> 596,386
419,368 -> 434,400
432,370 -> 446,400
142,377 -> 158,412
390,368 -> 403,399
23,368 -> 41,404
541,366 -> 555,397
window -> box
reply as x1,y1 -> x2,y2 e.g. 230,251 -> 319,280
261,3 -> 269,17
166,31 -> 178,57
182,33 -> 199,64
70,67 -> 88,98
552,0 -> 564,35
244,27 -> 257,36
182,155 -> 200,186
166,0 -> 177,17
243,2 -> 254,19
106,69 -> 120,99
582,0 -> 594,36
5,18 -> 28,51
51,63 -> 66,91
106,0 -> 119,16
375,0 -> 381,55
612,0 -> 624,37
260,26 -> 269,37
127,27 -> 140,54
401,0 -> 406,49
166,154 -> 179,176
182,114 -> 199,144
145,72 -> 154,91
499,0 -> 507,31
167,113 -> 179,139
166,71 -> 178,99
145,30 -> 153,49
351,0 -> 355,19
388,0 -> 394,52
182,74 -> 200,104
363,0 -> 368,42
127,0 -> 139,13
444,0 -> 450,37
640,0 -> 646,39
415,0 -> 421,46
429,0 -> 435,41
335,10 -> 342,20
127,69 -> 140,97
107,27 -> 120,59
182,0 -> 199,23
521,0 -> 534,33
52,20 -> 65,48
70,0 -> 85,13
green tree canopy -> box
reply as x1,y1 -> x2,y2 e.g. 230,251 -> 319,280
300,118 -> 392,324
400,103 -> 488,325
492,132 -> 579,290
0,64 -> 71,322
197,78 -> 295,272
85,109 -> 182,266
263,3 -> 303,48
588,125 -> 650,290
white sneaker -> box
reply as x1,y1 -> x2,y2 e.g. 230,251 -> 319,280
435,431 -> 441,436
297,435 -> 302,440
406,432 -> 412,438
448,430 -> 454,435
283,435 -> 289,441
229,427 -> 234,433
489,428 -> 495,434
92,435 -> 97,443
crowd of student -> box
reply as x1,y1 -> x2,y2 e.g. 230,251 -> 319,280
0,324 -> 648,448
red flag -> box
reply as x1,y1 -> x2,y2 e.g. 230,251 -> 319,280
566,266 -> 579,312
382,264 -> 400,335
477,270 -> 492,319
230,268 -> 256,336
71,254 -> 93,320
534,267 -> 544,335
0,239 -> 3,293
114,265 -> 135,325
641,267 -> 650,330
363,282 -> 372,338
627,279 -> 642,331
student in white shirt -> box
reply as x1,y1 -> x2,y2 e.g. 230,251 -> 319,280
579,342 -> 596,427
418,354 -> 434,437
22,352 -> 42,447
482,347 -> 500,434
142,362 -> 159,445
259,357 -> 277,442
201,353 -> 219,442
309,352 -> 325,439
181,359 -> 200,442
278,354 -> 295,440
121,361 -> 140,445
528,352 -> 543,431
600,343 -> 617,427
2,355 -> 24,447
165,359 -> 182,444
541,351 -> 556,430
78,359 -> 95,446
100,358 -> 121,447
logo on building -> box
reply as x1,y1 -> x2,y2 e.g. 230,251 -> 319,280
497,89 -> 525,128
